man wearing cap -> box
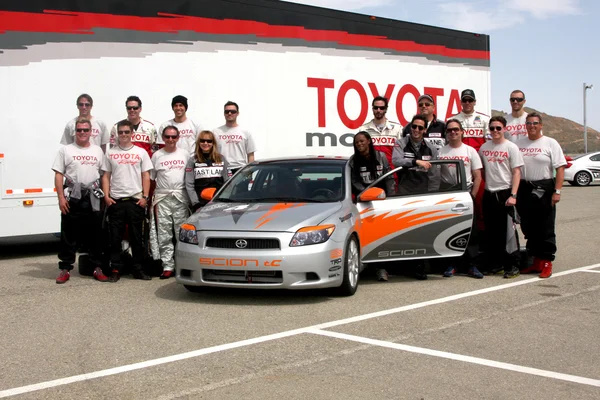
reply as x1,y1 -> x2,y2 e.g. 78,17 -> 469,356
402,94 -> 446,152
450,89 -> 490,152
359,96 -> 402,168
504,90 -> 528,143
158,95 -> 203,155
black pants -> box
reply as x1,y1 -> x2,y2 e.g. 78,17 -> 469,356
58,196 -> 103,270
482,189 -> 518,270
516,179 -> 557,261
107,199 -> 145,271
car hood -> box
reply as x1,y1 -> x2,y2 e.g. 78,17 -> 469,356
187,201 -> 343,232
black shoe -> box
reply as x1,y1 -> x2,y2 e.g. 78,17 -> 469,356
503,266 -> 520,279
108,269 -> 120,283
133,269 -> 152,280
414,265 -> 428,280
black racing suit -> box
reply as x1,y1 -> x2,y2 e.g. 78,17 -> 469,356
185,155 -> 230,211
391,136 -> 440,195
348,150 -> 395,197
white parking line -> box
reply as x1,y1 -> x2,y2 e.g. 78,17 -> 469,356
307,329 -> 600,388
581,270 -> 600,274
1,263 -> 598,399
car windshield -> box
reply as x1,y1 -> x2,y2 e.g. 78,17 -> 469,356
215,160 -> 345,203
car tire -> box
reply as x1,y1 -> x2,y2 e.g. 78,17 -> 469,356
184,285 -> 204,293
575,171 -> 592,186
335,235 -> 360,296
78,254 -> 94,276
567,180 -> 577,186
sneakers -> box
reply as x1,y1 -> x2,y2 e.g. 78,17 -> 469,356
376,268 -> 389,282
93,267 -> 109,282
414,265 -> 428,280
109,269 -> 120,283
160,270 -> 174,280
56,269 -> 70,284
520,258 -> 542,274
539,261 -> 553,279
467,266 -> 484,279
484,266 -> 504,276
503,266 -> 520,279
443,266 -> 455,278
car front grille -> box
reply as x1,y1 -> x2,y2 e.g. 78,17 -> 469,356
202,269 -> 283,284
205,238 -> 280,250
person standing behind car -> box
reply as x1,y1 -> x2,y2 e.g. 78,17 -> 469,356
53,119 -> 107,284
149,126 -> 191,280
186,130 -> 230,212
450,89 -> 490,152
102,119 -> 154,282
349,131 -> 395,282
515,113 -> 566,279
157,95 -> 202,155
401,94 -> 446,152
504,90 -> 528,143
109,96 -> 157,157
60,94 -> 110,152
213,101 -> 255,175
359,96 -> 402,168
478,116 -> 524,279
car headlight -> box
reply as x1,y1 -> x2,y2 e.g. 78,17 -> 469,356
179,223 -> 198,244
290,225 -> 335,247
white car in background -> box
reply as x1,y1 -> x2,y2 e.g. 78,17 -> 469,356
564,152 -> 600,186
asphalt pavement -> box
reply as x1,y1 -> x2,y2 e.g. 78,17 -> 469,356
0,185 -> 599,399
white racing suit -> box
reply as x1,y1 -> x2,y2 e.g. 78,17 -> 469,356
149,190 -> 189,272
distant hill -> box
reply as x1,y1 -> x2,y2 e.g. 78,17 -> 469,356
492,107 -> 600,154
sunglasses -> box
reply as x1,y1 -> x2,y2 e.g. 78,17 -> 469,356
510,97 -> 525,103
445,127 -> 461,134
199,139 -> 213,144
525,121 -> 540,126
117,130 -> 132,135
418,102 -> 433,107
372,106 -> 387,110
76,128 -> 90,133
77,103 -> 91,107
489,126 -> 503,131
224,110 -> 238,114
126,106 -> 140,111
163,135 -> 179,139
411,124 -> 426,131
461,98 -> 475,103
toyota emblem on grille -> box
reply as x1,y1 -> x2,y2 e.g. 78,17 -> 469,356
235,239 -> 248,249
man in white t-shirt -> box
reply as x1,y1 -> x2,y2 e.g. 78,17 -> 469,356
60,94 -> 109,152
504,90 -> 528,143
438,118 -> 484,279
53,119 -> 106,284
515,112 -> 566,279
213,101 -> 256,174
109,95 -> 157,157
157,95 -> 202,155
102,119 -> 153,282
359,96 -> 402,168
149,126 -> 190,279
479,116 -> 524,279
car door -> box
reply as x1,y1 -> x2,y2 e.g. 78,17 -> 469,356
589,153 -> 600,181
355,160 -> 474,263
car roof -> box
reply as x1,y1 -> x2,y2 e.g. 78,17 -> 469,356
253,156 -> 349,164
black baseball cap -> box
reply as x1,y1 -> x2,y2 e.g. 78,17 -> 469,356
461,89 -> 476,101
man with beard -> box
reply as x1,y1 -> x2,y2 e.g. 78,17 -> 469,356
450,89 -> 490,152
402,94 -> 446,151
504,90 -> 528,143
359,96 -> 402,167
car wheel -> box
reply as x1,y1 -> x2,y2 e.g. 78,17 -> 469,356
184,285 -> 205,293
335,235 -> 360,296
567,180 -> 577,186
78,254 -> 94,276
575,171 -> 592,186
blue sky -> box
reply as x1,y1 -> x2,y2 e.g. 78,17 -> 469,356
289,0 -> 600,131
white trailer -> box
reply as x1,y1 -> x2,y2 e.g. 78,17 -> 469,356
0,0 -> 490,238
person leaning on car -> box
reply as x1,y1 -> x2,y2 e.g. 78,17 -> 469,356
515,112 -> 566,279
53,118 -> 106,284
185,130 -> 230,212
349,131 -> 395,197
102,119 -> 154,282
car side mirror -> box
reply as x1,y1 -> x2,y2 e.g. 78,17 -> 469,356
358,187 -> 386,202
201,187 -> 217,201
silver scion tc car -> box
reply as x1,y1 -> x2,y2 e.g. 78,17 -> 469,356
564,151 -> 600,186
175,157 -> 474,296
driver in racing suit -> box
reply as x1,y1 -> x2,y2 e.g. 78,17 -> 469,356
358,96 -> 402,168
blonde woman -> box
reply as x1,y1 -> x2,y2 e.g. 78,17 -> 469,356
185,130 -> 230,211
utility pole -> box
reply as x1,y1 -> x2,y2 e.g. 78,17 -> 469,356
583,83 -> 593,154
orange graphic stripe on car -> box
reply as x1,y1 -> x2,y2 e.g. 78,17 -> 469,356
403,200 -> 425,205
435,197 -> 459,205
359,207 -> 374,215
255,203 -> 306,229
360,209 -> 459,247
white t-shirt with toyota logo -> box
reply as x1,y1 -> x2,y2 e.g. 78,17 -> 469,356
479,140 -> 524,191
151,148 -> 189,191
157,118 -> 203,154
516,136 -> 566,181
213,125 -> 257,169
504,112 -> 528,143
52,143 -> 103,185
60,116 -> 109,147
438,143 -> 482,187
102,145 -> 153,199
